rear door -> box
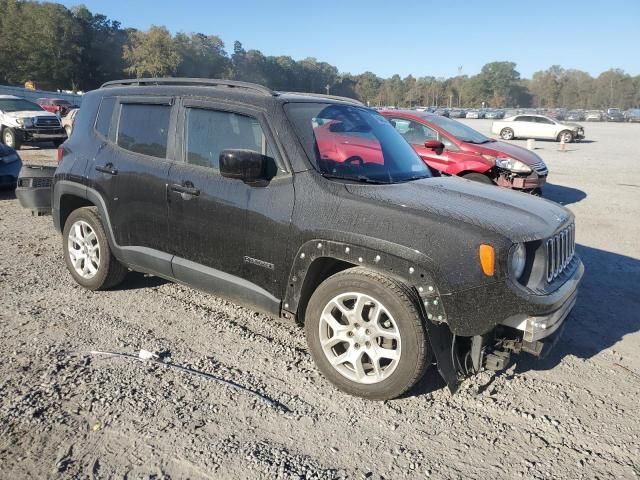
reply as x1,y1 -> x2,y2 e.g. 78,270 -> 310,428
168,98 -> 293,312
108,96 -> 177,276
513,115 -> 536,137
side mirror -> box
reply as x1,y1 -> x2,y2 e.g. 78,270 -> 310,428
424,139 -> 445,155
219,149 -> 277,185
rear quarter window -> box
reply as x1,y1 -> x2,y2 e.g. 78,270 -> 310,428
94,97 -> 116,138
116,103 -> 171,158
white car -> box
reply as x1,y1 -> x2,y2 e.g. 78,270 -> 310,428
491,114 -> 585,143
0,95 -> 67,149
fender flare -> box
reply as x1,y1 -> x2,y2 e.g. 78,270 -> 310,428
283,237 -> 459,392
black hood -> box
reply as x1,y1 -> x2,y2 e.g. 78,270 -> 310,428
344,176 -> 572,243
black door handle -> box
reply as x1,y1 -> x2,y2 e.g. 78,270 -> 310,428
95,163 -> 118,175
170,183 -> 200,197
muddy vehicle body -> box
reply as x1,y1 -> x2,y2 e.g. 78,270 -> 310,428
17,78 -> 584,400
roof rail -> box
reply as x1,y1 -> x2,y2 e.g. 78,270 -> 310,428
100,78 -> 274,96
280,91 -> 364,106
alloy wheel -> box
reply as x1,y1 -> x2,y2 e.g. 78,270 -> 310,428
67,220 -> 101,279
318,292 -> 401,384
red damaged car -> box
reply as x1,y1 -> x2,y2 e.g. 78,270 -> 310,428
382,110 -> 548,193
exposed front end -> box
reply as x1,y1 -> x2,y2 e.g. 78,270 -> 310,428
438,220 -> 583,379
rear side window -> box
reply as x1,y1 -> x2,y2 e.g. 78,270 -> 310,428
184,108 -> 270,170
117,103 -> 171,158
95,97 -> 115,138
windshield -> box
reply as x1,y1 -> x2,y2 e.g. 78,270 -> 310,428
0,98 -> 44,112
284,103 -> 431,183
425,114 -> 491,144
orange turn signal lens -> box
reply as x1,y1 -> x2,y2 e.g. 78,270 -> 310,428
479,244 -> 495,276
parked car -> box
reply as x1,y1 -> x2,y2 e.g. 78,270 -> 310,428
585,110 -> 603,121
0,143 -> 21,188
448,108 -> 466,118
491,114 -> 584,143
545,109 -> 566,121
606,108 -> 625,122
625,109 -> 640,123
61,108 -> 79,137
383,110 -> 548,193
485,109 -> 505,119
15,78 -> 583,400
465,109 -> 484,119
565,111 -> 585,121
37,98 -> 78,117
0,95 -> 67,149
433,108 -> 449,117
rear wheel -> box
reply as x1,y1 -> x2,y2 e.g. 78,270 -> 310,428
558,130 -> 574,143
2,128 -> 20,150
304,267 -> 431,400
63,207 -> 128,290
462,172 -> 494,185
500,128 -> 514,140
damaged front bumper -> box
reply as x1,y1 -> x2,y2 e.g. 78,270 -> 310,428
495,170 -> 546,191
502,289 -> 577,344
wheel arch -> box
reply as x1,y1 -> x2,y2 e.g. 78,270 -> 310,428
284,238 -> 460,393
283,238 -> 448,325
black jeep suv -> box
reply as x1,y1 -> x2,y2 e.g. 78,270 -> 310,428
19,78 -> 583,400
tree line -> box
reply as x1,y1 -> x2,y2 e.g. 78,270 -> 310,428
1,0 -> 639,109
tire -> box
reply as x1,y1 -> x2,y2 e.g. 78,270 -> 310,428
500,128 -> 514,140
304,267 -> 431,400
558,130 -> 574,143
462,172 -> 494,185
2,127 -> 20,150
62,207 -> 128,290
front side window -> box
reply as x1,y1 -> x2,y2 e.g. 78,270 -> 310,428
285,103 -> 431,184
184,108 -> 271,170
535,117 -> 554,124
117,103 -> 171,158
389,118 -> 437,145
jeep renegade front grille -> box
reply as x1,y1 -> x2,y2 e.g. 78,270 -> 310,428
546,223 -> 575,282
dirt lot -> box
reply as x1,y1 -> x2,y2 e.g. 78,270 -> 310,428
1,120 -> 639,479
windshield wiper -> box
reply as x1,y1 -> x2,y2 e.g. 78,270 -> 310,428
395,174 -> 431,183
320,173 -> 389,184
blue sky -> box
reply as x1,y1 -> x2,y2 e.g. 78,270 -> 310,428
60,0 -> 640,79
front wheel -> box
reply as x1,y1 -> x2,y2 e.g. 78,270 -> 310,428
63,207 -> 128,290
2,128 -> 20,150
500,127 -> 514,140
558,130 -> 574,143
305,267 -> 431,400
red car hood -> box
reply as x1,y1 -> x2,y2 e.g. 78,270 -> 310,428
469,140 -> 544,167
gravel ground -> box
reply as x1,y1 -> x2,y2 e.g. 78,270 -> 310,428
1,121 -> 639,479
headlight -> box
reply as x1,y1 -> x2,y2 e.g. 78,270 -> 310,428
495,157 -> 532,174
509,243 -> 527,279
15,118 -> 24,126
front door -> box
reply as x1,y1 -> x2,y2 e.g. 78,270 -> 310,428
168,99 -> 293,313
390,117 -> 455,173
